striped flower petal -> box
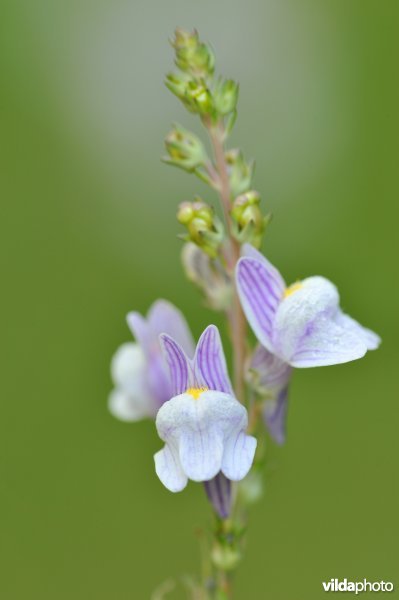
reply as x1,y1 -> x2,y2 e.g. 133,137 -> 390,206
159,334 -> 194,395
194,325 -> 233,394
263,386 -> 290,445
204,472 -> 232,519
250,345 -> 292,391
236,256 -> 285,353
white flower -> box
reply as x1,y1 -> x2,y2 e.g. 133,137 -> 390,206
154,325 -> 257,493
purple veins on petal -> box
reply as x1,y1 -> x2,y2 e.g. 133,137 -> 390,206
241,243 -> 286,293
179,427 -> 224,481
236,257 -> 284,352
250,345 -> 292,390
204,472 -> 232,518
155,388 -> 256,492
264,386 -> 289,445
194,325 -> 233,394
222,429 -> 257,481
159,334 -> 193,395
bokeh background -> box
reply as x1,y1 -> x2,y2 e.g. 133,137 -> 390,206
1,1 -> 398,598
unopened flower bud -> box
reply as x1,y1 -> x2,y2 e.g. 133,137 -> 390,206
182,243 -> 233,310
172,28 -> 215,79
231,191 -> 270,248
211,542 -> 241,572
165,72 -> 191,102
166,74 -> 213,115
232,190 -> 261,223
185,80 -> 213,114
213,78 -> 239,116
177,200 -> 224,258
225,149 -> 254,197
164,124 -> 208,172
177,202 -> 195,225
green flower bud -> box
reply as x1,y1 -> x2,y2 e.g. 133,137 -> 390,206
173,28 -> 199,51
172,28 -> 215,79
231,191 -> 270,248
165,72 -> 196,112
177,200 -> 224,258
231,190 -> 261,225
164,124 -> 208,172
211,543 -> 241,572
177,202 -> 195,225
165,74 -> 213,115
225,149 -> 254,197
213,78 -> 239,116
185,80 -> 213,115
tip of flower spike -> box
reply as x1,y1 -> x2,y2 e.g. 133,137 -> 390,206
186,386 -> 208,399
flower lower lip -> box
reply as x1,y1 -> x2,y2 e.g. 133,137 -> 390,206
186,386 -> 208,399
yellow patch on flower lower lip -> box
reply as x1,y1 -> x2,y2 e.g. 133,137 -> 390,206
283,281 -> 303,298
186,387 -> 209,399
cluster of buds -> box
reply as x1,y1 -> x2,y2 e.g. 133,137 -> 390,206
172,28 -> 215,79
166,74 -> 213,115
177,199 -> 224,258
166,29 -> 239,123
231,190 -> 271,248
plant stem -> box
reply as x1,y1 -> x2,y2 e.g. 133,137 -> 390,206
204,118 -> 247,403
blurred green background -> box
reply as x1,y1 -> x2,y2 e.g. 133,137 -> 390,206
1,0 -> 398,598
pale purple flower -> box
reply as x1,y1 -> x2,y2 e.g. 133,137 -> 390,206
249,345 -> 291,445
154,325 -> 257,517
237,245 -> 380,442
109,300 -> 195,422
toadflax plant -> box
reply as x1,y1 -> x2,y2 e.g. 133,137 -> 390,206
109,29 -> 380,599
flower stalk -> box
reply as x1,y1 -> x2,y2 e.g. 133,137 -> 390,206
203,117 -> 247,404
108,27 -> 381,600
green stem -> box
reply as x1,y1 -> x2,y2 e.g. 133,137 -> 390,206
204,118 -> 247,404
201,117 -> 254,600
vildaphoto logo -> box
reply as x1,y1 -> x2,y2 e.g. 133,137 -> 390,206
322,579 -> 394,594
